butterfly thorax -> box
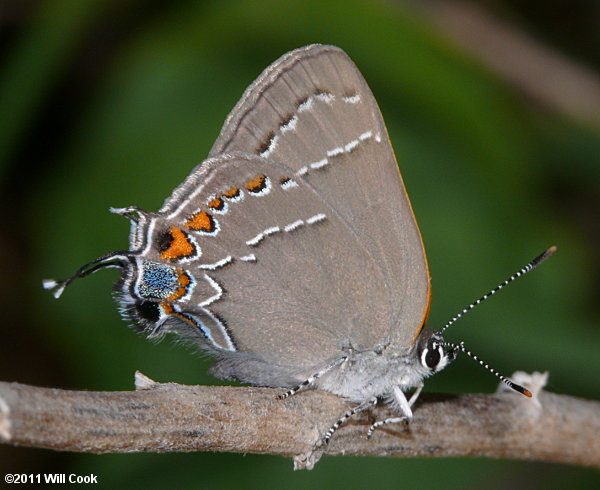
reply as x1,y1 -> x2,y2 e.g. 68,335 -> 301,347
316,328 -> 451,402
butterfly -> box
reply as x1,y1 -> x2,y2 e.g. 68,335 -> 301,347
45,44 -> 554,444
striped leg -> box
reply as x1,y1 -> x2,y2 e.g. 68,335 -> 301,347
324,397 -> 378,444
277,356 -> 348,400
367,384 -> 423,438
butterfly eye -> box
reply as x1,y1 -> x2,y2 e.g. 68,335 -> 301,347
135,300 -> 161,323
423,345 -> 441,370
419,337 -> 450,372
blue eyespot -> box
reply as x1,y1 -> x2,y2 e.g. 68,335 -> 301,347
138,262 -> 178,298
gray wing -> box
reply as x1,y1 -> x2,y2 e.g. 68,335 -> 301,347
209,44 -> 430,352
149,154 -> 390,384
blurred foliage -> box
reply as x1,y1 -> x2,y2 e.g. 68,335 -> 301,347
1,0 -> 598,488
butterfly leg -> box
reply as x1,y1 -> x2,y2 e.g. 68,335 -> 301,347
323,396 -> 378,444
277,356 -> 348,399
366,383 -> 423,438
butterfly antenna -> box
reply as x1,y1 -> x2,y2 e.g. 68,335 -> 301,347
43,251 -> 132,299
441,341 -> 532,397
439,246 -> 557,335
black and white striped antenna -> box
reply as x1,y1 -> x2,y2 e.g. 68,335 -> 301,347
441,340 -> 533,397
437,246 -> 557,397
439,246 -> 556,335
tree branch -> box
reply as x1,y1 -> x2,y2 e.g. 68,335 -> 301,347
1,371 -> 598,469
417,0 -> 600,128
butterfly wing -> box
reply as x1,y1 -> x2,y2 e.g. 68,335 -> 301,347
138,153 -> 389,385
131,45 -> 431,387
209,44 -> 430,352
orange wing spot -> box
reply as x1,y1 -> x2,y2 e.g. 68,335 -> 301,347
184,211 -> 215,233
159,301 -> 196,327
177,270 -> 190,287
245,174 -> 267,193
160,226 -> 195,262
208,197 -> 224,211
223,186 -> 240,199
160,302 -> 174,314
167,270 -> 192,301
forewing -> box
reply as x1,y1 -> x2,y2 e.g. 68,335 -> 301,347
145,154 -> 390,380
209,44 -> 430,350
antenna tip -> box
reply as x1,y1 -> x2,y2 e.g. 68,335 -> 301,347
541,245 -> 557,259
510,383 -> 533,398
532,246 -> 557,267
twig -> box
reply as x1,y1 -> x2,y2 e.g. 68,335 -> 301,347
418,0 -> 600,128
0,371 -> 598,469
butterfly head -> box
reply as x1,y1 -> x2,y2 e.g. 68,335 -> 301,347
416,329 -> 457,374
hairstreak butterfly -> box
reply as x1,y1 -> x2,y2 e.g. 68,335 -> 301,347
44,44 -> 555,444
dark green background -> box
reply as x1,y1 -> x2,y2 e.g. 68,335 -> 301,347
1,1 -> 598,488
